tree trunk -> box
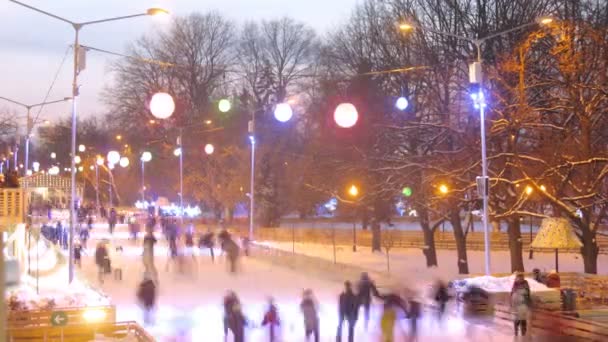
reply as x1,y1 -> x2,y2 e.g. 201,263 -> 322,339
581,226 -> 599,274
418,206 -> 438,267
450,208 -> 469,274
422,228 -> 438,267
371,221 -> 381,252
507,217 -> 525,272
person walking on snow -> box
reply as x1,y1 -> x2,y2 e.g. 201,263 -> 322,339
336,281 -> 358,342
95,242 -> 109,284
261,297 -> 281,342
300,289 -> 320,342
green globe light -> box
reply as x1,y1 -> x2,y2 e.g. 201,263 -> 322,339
402,187 -> 413,197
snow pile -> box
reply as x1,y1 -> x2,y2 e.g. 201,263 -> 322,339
452,274 -> 550,293
6,279 -> 110,311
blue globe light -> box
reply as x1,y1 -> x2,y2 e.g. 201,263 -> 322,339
395,97 -> 409,111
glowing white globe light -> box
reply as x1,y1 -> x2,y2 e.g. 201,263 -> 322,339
149,92 -> 175,119
78,144 -> 86,152
50,152 -> 56,159
204,144 -> 214,155
274,103 -> 293,122
334,103 -> 359,128
218,99 -> 231,113
119,157 -> 130,168
32,162 -> 40,172
74,155 -> 81,164
173,147 -> 182,157
96,157 -> 104,166
141,151 -> 152,162
395,97 -> 409,111
107,151 -> 120,165
77,166 -> 84,172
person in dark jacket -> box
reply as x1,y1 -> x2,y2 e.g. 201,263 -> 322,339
357,272 -> 380,328
79,227 -> 89,250
434,279 -> 451,322
198,230 -> 215,262
137,275 -> 157,325
95,242 -> 109,284
108,208 -> 117,235
300,289 -> 320,342
262,297 -> 280,342
337,281 -> 358,342
224,291 -> 244,340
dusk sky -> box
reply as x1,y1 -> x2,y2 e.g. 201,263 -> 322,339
0,0 -> 359,124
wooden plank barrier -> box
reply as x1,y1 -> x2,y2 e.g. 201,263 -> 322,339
7,321 -> 154,342
7,305 -> 116,329
493,304 -> 608,341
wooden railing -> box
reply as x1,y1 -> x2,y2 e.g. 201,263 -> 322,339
245,226 -> 608,254
7,305 -> 116,328
7,321 -> 154,342
493,304 -> 608,341
0,188 -> 25,227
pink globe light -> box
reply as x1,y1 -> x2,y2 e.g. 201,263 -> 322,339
149,92 -> 175,119
334,103 -> 358,128
204,143 -> 215,155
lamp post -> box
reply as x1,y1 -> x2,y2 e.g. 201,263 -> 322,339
9,0 -> 168,284
399,17 -> 553,275
95,156 -> 103,212
140,152 -> 152,204
348,184 -> 359,252
0,96 -> 71,174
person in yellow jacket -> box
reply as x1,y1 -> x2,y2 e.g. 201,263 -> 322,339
380,302 -> 397,342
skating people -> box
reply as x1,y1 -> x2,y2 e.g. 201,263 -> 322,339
357,272 -> 380,328
406,294 -> 421,341
198,229 -> 215,262
137,273 -> 157,325
336,281 -> 358,342
219,232 -> 240,273
74,241 -> 82,268
300,289 -> 320,342
142,229 -> 158,284
95,242 -> 109,284
79,226 -> 89,250
433,279 -> 451,323
380,301 -> 397,342
108,208 -> 117,235
511,273 -> 532,337
224,291 -> 246,341
261,297 -> 281,342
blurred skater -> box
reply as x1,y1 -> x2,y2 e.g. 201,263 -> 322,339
336,281 -> 358,342
261,297 -> 281,342
224,291 -> 247,342
406,295 -> 421,341
300,289 -> 320,342
511,273 -> 532,337
433,279 -> 451,325
95,242 -> 109,284
137,274 -> 157,325
108,208 -> 117,235
357,272 -> 380,329
198,230 -> 215,262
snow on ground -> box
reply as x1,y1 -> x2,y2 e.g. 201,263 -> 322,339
63,223 -> 521,341
260,241 -> 608,287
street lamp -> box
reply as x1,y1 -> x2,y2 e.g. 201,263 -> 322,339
0,96 -> 71,174
439,184 -> 449,195
274,103 -> 293,123
334,103 -> 359,128
348,184 -> 360,252
395,96 -> 409,111
107,151 -> 120,165
140,151 -> 152,203
78,144 -> 86,152
119,156 -> 130,168
9,0 -> 169,284
399,17 -> 553,275
218,98 -> 231,113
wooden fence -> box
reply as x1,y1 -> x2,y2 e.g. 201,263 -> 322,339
0,188 -> 25,227
245,226 -> 608,254
7,321 -> 154,342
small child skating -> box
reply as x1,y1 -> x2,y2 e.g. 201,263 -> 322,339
262,297 -> 281,342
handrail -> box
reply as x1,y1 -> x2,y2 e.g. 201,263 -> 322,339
7,320 -> 154,342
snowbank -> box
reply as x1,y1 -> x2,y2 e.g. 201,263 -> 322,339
452,274 -> 549,293
6,278 -> 110,311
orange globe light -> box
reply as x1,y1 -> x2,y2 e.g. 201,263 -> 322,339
439,184 -> 449,194
149,92 -> 175,119
348,184 -> 359,197
334,103 -> 358,128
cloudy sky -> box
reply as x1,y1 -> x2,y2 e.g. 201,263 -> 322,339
0,0 -> 359,123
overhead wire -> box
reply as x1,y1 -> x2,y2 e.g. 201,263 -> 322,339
32,45 -> 72,126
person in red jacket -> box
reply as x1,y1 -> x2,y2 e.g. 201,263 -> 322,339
262,297 -> 281,341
